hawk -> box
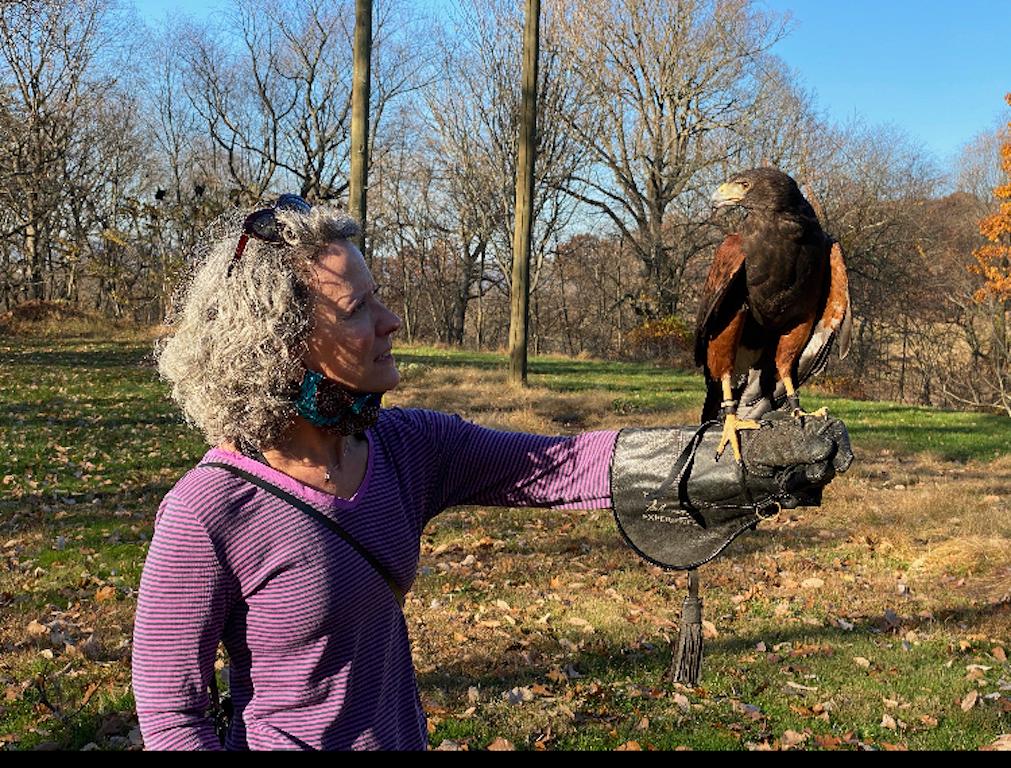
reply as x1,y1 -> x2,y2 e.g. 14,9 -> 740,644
694,167 -> 852,461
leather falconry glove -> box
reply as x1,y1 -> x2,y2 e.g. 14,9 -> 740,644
611,409 -> 853,570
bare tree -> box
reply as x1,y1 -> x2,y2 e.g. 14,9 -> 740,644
555,0 -> 789,316
403,0 -> 588,347
181,0 -> 421,207
0,0 -> 111,301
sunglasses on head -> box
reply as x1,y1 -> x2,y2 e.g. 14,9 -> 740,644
229,194 -> 312,275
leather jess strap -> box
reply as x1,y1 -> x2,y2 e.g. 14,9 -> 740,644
198,461 -> 406,608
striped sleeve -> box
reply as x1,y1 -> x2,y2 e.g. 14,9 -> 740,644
132,493 -> 234,751
425,411 -> 618,513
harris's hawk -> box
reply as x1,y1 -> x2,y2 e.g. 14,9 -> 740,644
695,167 -> 852,461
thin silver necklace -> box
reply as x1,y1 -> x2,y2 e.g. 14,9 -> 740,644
323,440 -> 353,485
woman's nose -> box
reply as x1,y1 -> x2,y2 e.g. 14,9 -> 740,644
378,301 -> 401,336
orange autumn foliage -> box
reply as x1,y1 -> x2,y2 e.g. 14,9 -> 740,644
970,93 -> 1011,302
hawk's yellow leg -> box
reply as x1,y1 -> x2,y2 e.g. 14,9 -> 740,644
716,377 -> 760,462
783,376 -> 828,418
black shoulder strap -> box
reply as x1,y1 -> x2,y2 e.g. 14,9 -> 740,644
198,461 -> 405,608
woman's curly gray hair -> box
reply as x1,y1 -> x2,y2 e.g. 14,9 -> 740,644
156,201 -> 361,448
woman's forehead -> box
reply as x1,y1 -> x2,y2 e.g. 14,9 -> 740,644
311,241 -> 373,297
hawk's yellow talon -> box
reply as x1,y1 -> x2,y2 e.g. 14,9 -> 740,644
792,406 -> 829,418
716,413 -> 761,463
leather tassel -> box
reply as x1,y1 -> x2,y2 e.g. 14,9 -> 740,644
668,569 -> 704,686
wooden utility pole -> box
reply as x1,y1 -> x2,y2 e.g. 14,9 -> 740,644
508,0 -> 540,386
349,0 -> 372,256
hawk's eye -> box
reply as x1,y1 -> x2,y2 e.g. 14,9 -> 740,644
741,180 -> 750,189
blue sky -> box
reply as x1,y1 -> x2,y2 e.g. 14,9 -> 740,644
758,0 -> 1010,165
133,0 -> 1010,166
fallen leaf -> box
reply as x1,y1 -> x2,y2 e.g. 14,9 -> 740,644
733,701 -> 764,721
26,620 -> 48,638
637,717 -> 649,730
672,693 -> 691,712
980,734 -> 1011,751
966,665 -> 991,681
755,641 -> 767,652
814,734 -> 843,749
546,667 -> 567,684
801,577 -> 824,589
505,687 -> 534,705
615,741 -> 641,751
530,684 -> 552,697
562,663 -> 582,679
433,739 -> 468,751
487,737 -> 514,751
993,647 -> 1007,663
961,691 -> 978,711
95,585 -> 116,602
567,617 -> 590,627
80,683 -> 99,708
854,657 -> 871,668
702,620 -> 718,639
919,715 -> 938,728
785,681 -> 818,692
746,741 -> 773,751
881,713 -> 897,730
781,729 -> 808,747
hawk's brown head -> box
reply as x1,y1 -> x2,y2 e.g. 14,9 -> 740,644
712,167 -> 809,214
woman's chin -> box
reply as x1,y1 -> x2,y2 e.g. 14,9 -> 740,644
369,366 -> 400,394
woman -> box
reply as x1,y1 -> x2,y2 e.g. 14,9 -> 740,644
133,195 -> 852,751
132,197 -> 620,750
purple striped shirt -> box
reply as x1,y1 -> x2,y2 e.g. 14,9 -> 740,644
132,407 -> 617,750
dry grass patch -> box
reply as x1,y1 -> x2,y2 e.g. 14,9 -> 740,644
387,366 -> 620,434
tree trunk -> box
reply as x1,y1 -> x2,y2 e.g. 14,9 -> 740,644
25,221 -> 45,301
349,0 -> 372,257
508,0 -> 540,386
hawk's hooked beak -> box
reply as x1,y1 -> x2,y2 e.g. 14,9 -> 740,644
711,182 -> 747,209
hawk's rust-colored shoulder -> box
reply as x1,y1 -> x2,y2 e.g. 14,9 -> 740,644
694,234 -> 747,367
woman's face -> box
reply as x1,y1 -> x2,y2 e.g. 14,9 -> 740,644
303,240 -> 401,393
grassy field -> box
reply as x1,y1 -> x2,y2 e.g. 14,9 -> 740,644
1,332 -> 1008,751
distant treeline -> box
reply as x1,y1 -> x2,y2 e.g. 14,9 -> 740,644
0,0 -> 1008,413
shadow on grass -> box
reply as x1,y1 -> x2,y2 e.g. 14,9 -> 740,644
4,403 -> 184,431
0,345 -> 153,370
417,598 -> 1011,700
